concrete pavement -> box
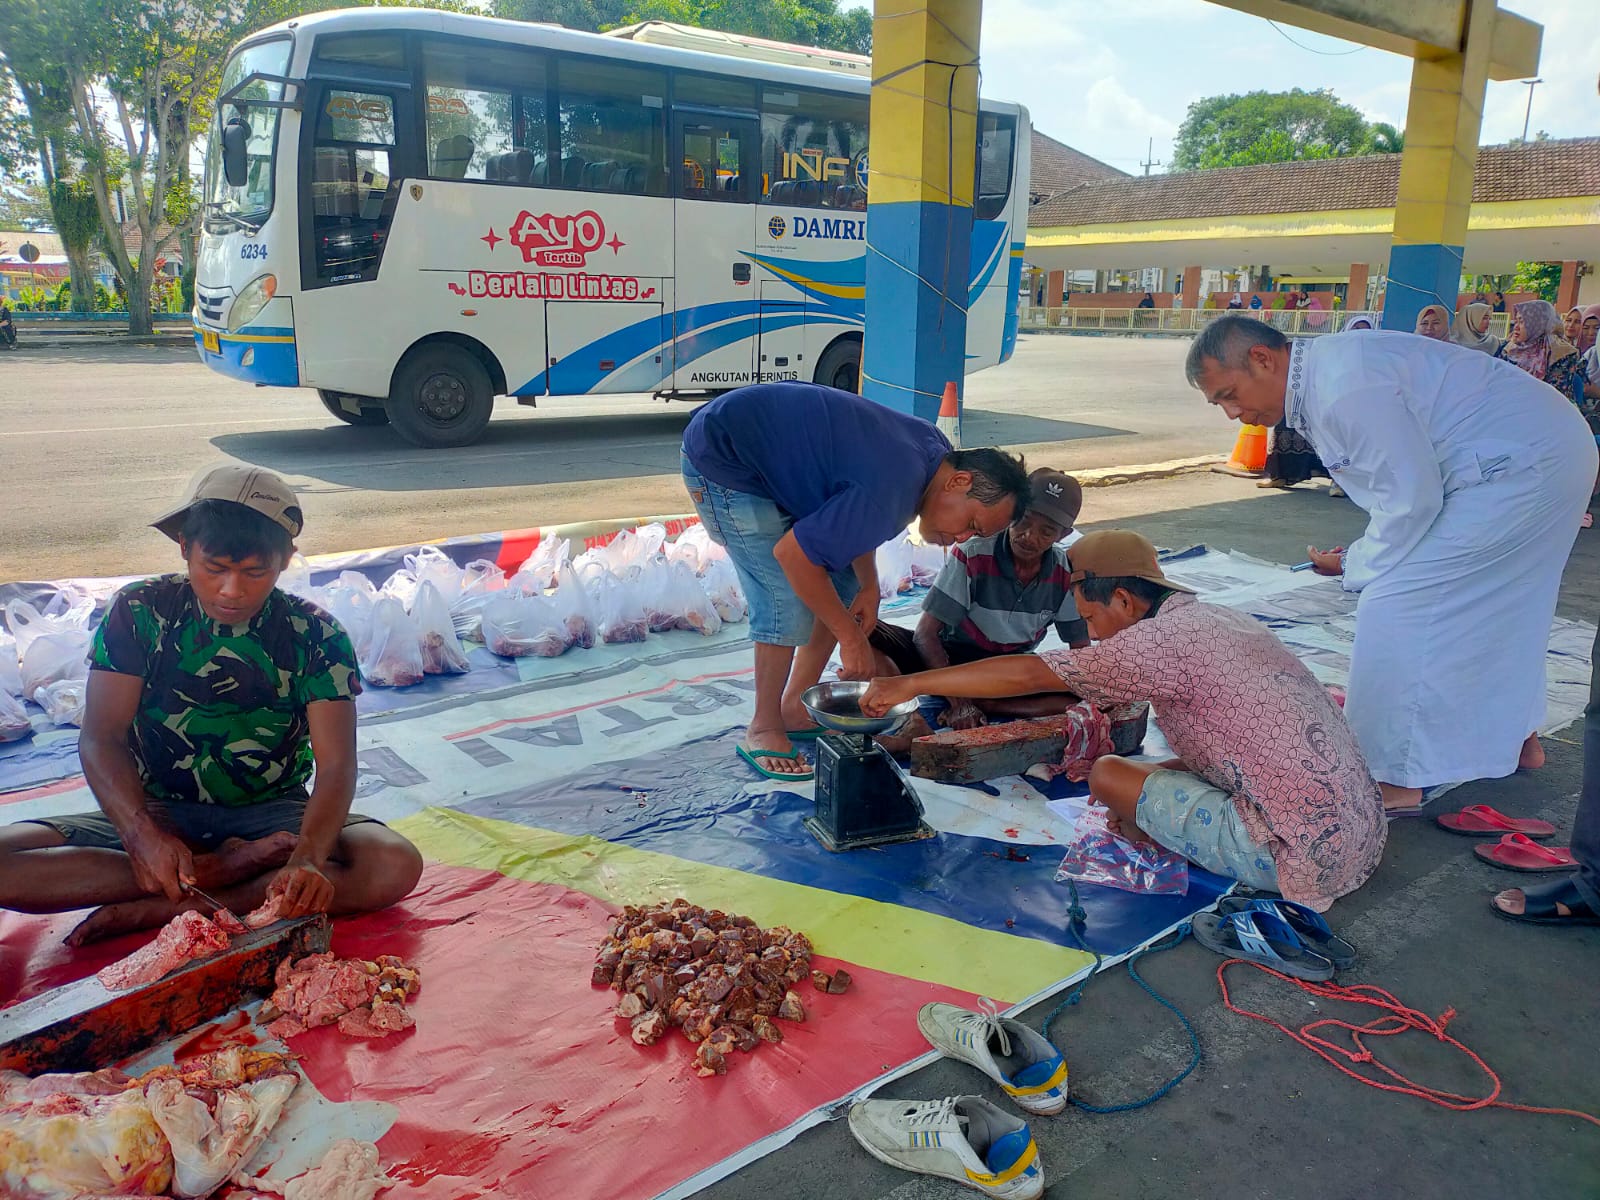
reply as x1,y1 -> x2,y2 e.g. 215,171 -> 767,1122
0,333 -> 1222,580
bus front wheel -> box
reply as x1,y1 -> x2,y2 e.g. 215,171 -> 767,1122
388,346 -> 494,448
318,390 -> 389,426
814,338 -> 861,393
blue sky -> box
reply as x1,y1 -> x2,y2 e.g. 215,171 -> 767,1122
964,0 -> 1599,173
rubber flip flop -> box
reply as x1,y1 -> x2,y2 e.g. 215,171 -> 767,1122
1436,804 -> 1556,840
1473,833 -> 1577,874
1191,909 -> 1336,982
1489,876 -> 1600,927
786,727 -> 824,742
1217,896 -> 1357,971
736,744 -> 814,782
1385,806 -> 1429,822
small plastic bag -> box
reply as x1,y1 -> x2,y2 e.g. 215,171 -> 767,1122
0,629 -> 22,698
379,567 -> 419,610
668,561 -> 722,636
606,524 -> 667,573
0,689 -> 33,742
700,557 -> 747,624
278,553 -> 316,599
909,539 -> 947,587
1055,806 -> 1189,896
450,560 -> 508,641
360,596 -> 425,687
406,546 -> 466,608
412,581 -> 470,674
549,564 -> 595,650
875,535 -> 915,599
511,537 -> 570,595
590,570 -> 649,644
36,678 -> 85,727
318,582 -> 375,660
637,559 -> 681,633
480,591 -> 569,658
6,599 -> 93,701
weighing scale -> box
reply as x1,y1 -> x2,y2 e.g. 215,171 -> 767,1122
799,682 -> 936,852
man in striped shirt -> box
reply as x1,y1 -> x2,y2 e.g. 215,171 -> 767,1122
870,469 -> 1089,737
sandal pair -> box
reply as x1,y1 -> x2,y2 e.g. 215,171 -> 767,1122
1191,896 -> 1357,981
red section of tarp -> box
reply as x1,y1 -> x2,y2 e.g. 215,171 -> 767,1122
1,863 -> 982,1200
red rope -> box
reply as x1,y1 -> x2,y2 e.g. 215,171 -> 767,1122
1216,958 -> 1600,1128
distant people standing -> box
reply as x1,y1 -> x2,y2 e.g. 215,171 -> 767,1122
1493,291 -> 1508,314
1226,294 -> 1244,310
1136,291 -> 1155,309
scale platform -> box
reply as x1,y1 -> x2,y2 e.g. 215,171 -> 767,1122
800,684 -> 936,853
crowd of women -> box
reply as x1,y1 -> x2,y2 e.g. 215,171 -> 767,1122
1259,297 -> 1600,528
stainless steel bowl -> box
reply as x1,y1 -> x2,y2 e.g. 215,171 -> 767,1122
800,681 -> 918,736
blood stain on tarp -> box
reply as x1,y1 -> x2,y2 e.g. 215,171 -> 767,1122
1003,828 -> 1019,839
174,1009 -> 259,1059
391,1130 -> 513,1186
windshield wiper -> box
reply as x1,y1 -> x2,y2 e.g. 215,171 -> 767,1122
204,203 -> 264,233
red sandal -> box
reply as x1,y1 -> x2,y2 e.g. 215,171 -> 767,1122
1435,804 -> 1556,840
1473,833 -> 1576,873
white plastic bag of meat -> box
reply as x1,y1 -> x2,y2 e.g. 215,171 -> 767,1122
35,679 -> 84,727
668,523 -> 725,573
637,559 -> 681,634
549,564 -> 595,650
0,688 -> 32,742
0,628 -> 21,698
510,537 -> 570,594
5,599 -> 92,702
908,538 -> 947,587
405,545 -> 465,607
666,561 -> 722,636
700,557 -> 747,624
378,567 -> 419,611
479,591 -> 569,658
317,582 -> 375,661
411,581 -> 470,675
360,597 -> 424,687
605,524 -> 667,574
875,535 -> 916,599
589,569 -> 650,645
450,560 -> 508,641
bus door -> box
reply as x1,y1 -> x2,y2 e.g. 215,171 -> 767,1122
670,110 -> 759,391
294,63 -> 415,390
757,279 -> 805,385
546,298 -> 667,397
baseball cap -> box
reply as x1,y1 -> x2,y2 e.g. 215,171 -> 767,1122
1025,468 -> 1082,530
1067,530 -> 1196,594
152,465 -> 304,543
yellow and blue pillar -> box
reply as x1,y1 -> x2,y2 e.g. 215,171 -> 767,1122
1383,0 -> 1495,332
862,0 -> 981,420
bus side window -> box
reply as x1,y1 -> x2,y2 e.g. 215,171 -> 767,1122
310,89 -> 397,282
421,38 -> 548,186
975,113 -> 1015,220
556,58 -> 667,196
760,86 -> 867,209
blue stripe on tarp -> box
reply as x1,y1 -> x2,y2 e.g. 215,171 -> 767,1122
451,726 -> 1229,952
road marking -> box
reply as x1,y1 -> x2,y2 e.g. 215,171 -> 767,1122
0,416 -> 330,437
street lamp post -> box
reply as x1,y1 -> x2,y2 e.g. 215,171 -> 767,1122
1520,78 -> 1542,142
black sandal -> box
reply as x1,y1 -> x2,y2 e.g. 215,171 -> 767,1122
1490,876 -> 1600,927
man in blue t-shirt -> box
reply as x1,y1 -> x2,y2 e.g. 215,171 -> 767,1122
681,382 -> 1030,781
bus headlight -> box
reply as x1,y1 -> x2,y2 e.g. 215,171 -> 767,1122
227,273 -> 277,333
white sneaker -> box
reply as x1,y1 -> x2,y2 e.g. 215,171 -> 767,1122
847,1095 -> 1044,1200
918,1001 -> 1069,1115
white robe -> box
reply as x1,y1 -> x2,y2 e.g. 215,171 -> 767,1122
1286,332 -> 1597,787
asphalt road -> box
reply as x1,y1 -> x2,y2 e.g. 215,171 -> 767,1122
0,333 -> 1226,580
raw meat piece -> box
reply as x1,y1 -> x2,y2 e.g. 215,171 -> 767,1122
336,994 -> 414,1038
751,1015 -> 782,1044
0,1067 -> 132,1101
810,970 -> 832,993
147,1070 -> 298,1198
630,1010 -> 667,1046
826,968 -> 852,995
238,1138 -> 392,1200
96,909 -> 231,992
693,1040 -> 727,1078
243,893 -> 285,929
777,991 -> 806,1023
263,952 -> 419,1041
0,1087 -> 173,1199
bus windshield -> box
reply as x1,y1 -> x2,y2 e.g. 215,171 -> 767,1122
204,36 -> 292,229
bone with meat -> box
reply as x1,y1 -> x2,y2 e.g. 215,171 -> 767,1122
259,953 -> 420,1040
96,910 -> 232,993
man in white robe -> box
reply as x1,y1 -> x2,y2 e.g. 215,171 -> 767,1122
1186,316 -> 1597,812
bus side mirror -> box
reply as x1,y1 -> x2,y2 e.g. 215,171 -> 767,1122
222,116 -> 250,188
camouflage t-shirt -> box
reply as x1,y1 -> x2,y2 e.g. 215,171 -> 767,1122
88,575 -> 362,807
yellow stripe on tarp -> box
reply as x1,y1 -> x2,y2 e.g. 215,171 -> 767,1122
395,807 -> 1093,1002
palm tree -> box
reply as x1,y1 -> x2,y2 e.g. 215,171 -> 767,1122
1365,122 -> 1404,155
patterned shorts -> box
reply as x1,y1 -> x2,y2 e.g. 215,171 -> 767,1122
1135,769 -> 1280,892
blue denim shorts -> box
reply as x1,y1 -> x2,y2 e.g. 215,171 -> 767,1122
1136,769 -> 1279,891
682,451 -> 858,647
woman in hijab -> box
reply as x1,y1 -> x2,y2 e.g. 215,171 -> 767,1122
1451,302 -> 1502,355
1414,304 -> 1451,340
1563,306 -> 1585,346
1494,299 -> 1587,404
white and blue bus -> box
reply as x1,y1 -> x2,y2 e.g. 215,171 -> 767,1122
196,8 -> 1030,447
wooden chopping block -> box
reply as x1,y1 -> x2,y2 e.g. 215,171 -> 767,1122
911,702 -> 1150,784
0,914 -> 330,1075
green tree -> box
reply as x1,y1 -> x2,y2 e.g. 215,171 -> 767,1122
1511,261 -> 1561,303
1363,121 -> 1404,154
495,0 -> 871,53
1171,89 -> 1386,171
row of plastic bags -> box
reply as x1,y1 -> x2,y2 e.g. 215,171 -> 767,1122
0,590 -> 95,736
876,534 -> 948,599
283,524 -> 751,687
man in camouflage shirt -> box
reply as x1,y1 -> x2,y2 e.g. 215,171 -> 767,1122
0,467 -> 422,945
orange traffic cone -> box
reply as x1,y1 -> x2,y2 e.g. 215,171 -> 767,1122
936,381 -> 961,448
1213,423 -> 1268,477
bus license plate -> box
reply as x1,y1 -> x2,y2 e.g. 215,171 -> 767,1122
201,329 -> 220,354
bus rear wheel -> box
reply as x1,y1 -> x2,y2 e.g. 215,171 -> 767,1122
814,338 -> 861,393
318,390 -> 389,426
387,345 -> 494,449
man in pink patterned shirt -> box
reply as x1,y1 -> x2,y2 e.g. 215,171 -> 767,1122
862,531 -> 1386,911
